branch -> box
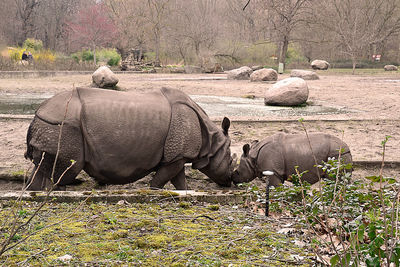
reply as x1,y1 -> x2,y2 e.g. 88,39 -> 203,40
243,0 -> 251,11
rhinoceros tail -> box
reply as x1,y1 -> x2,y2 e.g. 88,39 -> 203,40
25,121 -> 34,160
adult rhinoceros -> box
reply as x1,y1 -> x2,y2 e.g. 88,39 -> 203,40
232,132 -> 352,186
25,87 -> 234,190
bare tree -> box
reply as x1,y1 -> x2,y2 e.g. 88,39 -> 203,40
13,0 -> 41,46
105,0 -> 148,60
35,0 -> 82,51
312,0 -> 400,73
146,0 -> 171,66
264,0 -> 312,68
168,0 -> 220,65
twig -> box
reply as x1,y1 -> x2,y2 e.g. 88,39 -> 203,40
51,89 -> 74,183
1,194 -> 91,255
378,136 -> 391,266
298,119 -> 342,265
17,248 -> 49,266
191,215 -> 215,223
0,87 -> 78,257
242,0 -> 251,11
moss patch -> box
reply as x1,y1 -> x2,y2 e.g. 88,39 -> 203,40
0,201 -> 312,266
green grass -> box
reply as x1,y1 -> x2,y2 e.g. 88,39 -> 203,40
314,68 -> 398,75
0,201 -> 312,266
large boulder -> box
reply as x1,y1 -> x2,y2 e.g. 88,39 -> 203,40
250,68 -> 278,82
311,60 -> 330,70
384,65 -> 398,71
92,66 -> 119,88
264,77 -> 309,106
227,66 -> 253,80
291,69 -> 319,80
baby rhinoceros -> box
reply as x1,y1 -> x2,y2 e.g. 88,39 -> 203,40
25,87 -> 234,190
232,132 -> 352,186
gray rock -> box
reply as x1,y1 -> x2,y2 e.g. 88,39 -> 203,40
311,60 -> 330,70
250,68 -> 278,82
184,65 -> 203,74
168,66 -> 185,73
384,65 -> 398,71
204,63 -> 223,73
264,77 -> 309,106
92,66 -> 119,88
251,65 -> 263,71
227,66 -> 253,80
291,69 -> 319,80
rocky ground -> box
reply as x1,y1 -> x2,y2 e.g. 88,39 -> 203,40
1,71 -> 400,190
1,70 -> 400,266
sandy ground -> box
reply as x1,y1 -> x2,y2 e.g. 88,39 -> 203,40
1,71 -> 400,190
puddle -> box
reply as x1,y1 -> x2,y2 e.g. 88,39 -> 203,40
149,76 -> 227,81
0,93 -> 54,115
383,79 -> 400,83
191,95 -> 351,117
0,93 -> 352,117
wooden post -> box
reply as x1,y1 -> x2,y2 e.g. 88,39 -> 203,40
262,171 -> 274,217
265,177 -> 270,216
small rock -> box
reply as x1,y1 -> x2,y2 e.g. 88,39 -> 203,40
277,227 -> 296,235
290,69 -> 319,80
250,68 -> 278,82
242,226 -> 252,231
117,200 -> 129,205
92,66 -> 119,88
290,255 -> 305,262
57,254 -> 73,263
384,65 -> 398,71
311,59 -> 330,70
227,66 -> 253,80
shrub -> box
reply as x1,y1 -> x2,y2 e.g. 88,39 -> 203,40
23,38 -> 43,51
286,43 -> 308,66
34,49 -> 56,62
71,48 -> 121,66
97,48 -> 121,66
82,50 -> 94,62
8,47 -> 24,61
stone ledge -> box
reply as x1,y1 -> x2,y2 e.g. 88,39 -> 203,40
0,189 -> 249,204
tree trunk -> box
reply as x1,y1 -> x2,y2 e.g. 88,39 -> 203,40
278,36 -> 289,70
154,30 -> 161,67
93,45 -> 97,66
352,59 -> 356,75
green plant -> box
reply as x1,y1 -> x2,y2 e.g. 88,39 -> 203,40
70,48 -> 121,66
287,134 -> 400,266
23,38 -> 43,51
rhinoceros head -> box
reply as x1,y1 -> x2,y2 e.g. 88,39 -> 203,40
232,143 -> 257,184
196,117 -> 234,187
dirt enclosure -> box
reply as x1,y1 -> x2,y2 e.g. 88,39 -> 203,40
1,71 -> 400,190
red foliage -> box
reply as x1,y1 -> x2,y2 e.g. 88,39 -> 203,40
67,3 -> 117,49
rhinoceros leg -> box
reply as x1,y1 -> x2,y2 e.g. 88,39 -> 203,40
170,169 -> 187,190
26,165 -> 54,191
26,153 -> 83,191
150,159 -> 186,189
268,175 -> 284,187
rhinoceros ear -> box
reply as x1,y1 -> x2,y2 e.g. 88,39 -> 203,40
243,144 -> 250,157
251,140 -> 259,146
221,117 -> 230,135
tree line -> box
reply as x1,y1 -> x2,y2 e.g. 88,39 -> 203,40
1,0 -> 400,68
